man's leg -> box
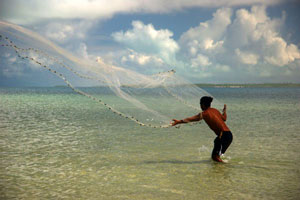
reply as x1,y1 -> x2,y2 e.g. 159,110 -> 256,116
220,131 -> 233,155
211,137 -> 223,162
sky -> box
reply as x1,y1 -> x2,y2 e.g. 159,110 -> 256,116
0,0 -> 300,86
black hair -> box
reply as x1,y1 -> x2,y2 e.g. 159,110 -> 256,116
200,96 -> 213,107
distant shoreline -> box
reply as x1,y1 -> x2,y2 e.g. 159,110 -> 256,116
196,83 -> 300,88
1,83 -> 300,88
54,83 -> 300,88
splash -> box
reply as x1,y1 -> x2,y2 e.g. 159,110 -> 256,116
0,20 -> 222,128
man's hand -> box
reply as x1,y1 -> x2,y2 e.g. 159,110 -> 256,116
223,104 -> 227,112
171,119 -> 181,126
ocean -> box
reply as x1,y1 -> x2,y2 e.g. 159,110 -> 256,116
0,86 -> 299,199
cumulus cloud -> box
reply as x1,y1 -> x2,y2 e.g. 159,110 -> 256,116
235,49 -> 259,65
226,5 -> 300,67
121,49 -> 164,66
180,7 -> 232,50
178,5 -> 300,81
112,21 -> 179,65
107,5 -> 299,81
177,7 -> 233,77
179,7 -> 232,64
191,54 -> 212,68
45,23 -> 75,41
263,38 -> 300,66
0,0 -> 287,25
39,20 -> 94,43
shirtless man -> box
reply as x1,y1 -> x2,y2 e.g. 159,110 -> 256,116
171,96 -> 233,162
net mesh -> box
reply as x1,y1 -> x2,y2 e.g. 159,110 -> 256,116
0,21 -> 222,128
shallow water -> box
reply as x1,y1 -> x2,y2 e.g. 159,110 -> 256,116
0,87 -> 300,199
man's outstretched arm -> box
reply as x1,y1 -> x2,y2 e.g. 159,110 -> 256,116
172,113 -> 202,126
221,104 -> 227,121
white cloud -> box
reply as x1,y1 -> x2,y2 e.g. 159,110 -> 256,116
105,5 -> 299,82
112,21 -> 179,65
178,5 -> 300,82
215,64 -> 230,72
263,38 -> 300,66
45,23 -> 74,41
121,49 -> 164,66
0,0 -> 287,25
40,20 -> 93,43
179,7 -> 232,66
203,39 -> 224,50
227,5 -> 300,67
180,7 -> 232,45
235,49 -> 259,65
191,54 -> 212,68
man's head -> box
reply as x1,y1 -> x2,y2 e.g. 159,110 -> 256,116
200,96 -> 213,110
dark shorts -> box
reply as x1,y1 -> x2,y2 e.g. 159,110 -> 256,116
212,131 -> 233,156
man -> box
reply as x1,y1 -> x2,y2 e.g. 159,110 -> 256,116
172,96 -> 233,162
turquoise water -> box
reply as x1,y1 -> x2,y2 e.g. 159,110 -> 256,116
0,87 -> 299,199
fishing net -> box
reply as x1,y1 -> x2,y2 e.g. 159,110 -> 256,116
0,21 -> 221,128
